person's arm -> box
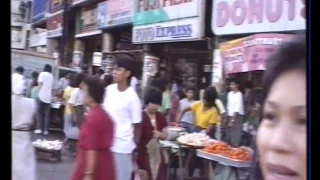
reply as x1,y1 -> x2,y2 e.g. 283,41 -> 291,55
83,150 -> 97,176
177,101 -> 199,122
130,92 -> 142,146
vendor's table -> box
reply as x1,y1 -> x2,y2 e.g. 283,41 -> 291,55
196,150 -> 251,180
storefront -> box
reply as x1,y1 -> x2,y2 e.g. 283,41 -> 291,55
73,3 -> 102,72
46,2 -> 64,64
132,0 -> 207,87
97,0 -> 143,76
211,0 -> 306,91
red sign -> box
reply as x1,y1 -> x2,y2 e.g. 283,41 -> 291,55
220,34 -> 294,74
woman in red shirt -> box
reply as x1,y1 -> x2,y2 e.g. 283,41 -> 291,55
71,76 -> 115,180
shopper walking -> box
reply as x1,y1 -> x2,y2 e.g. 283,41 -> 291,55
12,70 -> 37,180
71,76 -> 115,180
102,56 -> 142,180
34,64 -> 54,135
226,79 -> 244,147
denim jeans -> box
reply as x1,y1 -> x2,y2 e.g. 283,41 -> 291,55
36,98 -> 51,132
180,122 -> 195,133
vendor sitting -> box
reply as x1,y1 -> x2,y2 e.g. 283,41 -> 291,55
177,86 -> 219,139
136,87 -> 168,180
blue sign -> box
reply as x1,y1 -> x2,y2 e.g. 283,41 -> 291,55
31,0 -> 48,23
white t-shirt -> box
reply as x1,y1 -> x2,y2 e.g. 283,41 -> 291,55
102,84 -> 142,154
130,76 -> 138,90
69,88 -> 85,106
227,91 -> 244,116
37,72 -> 54,103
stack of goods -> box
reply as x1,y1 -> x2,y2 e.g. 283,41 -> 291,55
177,133 -> 212,147
203,142 -> 251,162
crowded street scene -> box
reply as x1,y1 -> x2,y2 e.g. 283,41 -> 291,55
11,0 -> 306,180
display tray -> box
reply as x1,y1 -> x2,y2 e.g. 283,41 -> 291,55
197,150 -> 252,168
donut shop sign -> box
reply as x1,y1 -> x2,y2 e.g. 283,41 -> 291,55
212,0 -> 306,35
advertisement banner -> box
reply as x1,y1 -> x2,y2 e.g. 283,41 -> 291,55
72,51 -> 83,69
142,55 -> 159,87
132,18 -> 201,44
97,1 -> 107,28
220,34 -> 293,74
46,13 -> 63,38
30,32 -> 48,47
133,0 -> 204,25
31,0 -> 48,23
106,0 -> 132,27
212,0 -> 306,35
80,5 -> 98,33
92,52 -> 102,66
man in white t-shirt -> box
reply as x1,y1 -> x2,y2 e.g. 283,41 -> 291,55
226,80 -> 244,147
102,56 -> 142,180
34,64 -> 54,135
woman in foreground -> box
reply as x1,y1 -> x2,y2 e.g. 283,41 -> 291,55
71,76 -> 115,180
253,36 -> 306,180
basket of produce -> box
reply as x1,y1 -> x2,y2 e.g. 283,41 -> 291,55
197,141 -> 253,168
176,133 -> 214,149
33,139 -> 63,162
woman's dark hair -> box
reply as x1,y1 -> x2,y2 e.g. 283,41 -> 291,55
114,55 -> 135,84
84,76 -> 105,104
31,71 -> 39,79
250,36 -> 306,180
70,73 -> 85,88
203,86 -> 218,107
15,66 -> 24,74
44,64 -> 52,73
144,87 -> 163,106
103,75 -> 113,87
150,77 -> 166,92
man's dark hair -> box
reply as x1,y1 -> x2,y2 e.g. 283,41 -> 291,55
229,78 -> 239,85
84,76 -> 105,104
31,71 -> 39,79
15,66 -> 24,74
44,64 -> 52,73
103,75 -> 113,87
114,55 -> 135,84
97,69 -> 105,75
150,77 -> 166,92
250,36 -> 306,180
144,87 -> 162,106
203,86 -> 218,107
70,73 -> 85,88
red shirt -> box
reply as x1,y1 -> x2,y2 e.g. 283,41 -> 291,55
71,106 -> 115,180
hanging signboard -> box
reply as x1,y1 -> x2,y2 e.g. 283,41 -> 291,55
132,0 -> 205,44
212,0 -> 306,35
72,51 -> 83,69
133,0 -> 205,25
220,33 -> 293,74
142,55 -> 159,87
92,52 -> 102,66
30,32 -> 48,47
211,49 -> 223,84
132,18 -> 202,44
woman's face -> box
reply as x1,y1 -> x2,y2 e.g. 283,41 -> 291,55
147,103 -> 160,113
257,70 -> 306,180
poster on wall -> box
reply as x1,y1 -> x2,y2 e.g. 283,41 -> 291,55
102,55 -> 114,75
92,52 -> 102,66
212,0 -> 306,35
142,55 -> 159,87
211,49 -> 223,85
220,33 -> 293,74
72,51 -> 83,69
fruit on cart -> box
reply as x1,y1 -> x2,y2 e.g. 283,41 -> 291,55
203,142 -> 251,161
225,147 -> 251,161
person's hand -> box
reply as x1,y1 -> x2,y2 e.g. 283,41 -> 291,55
153,130 -> 162,139
82,174 -> 93,180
